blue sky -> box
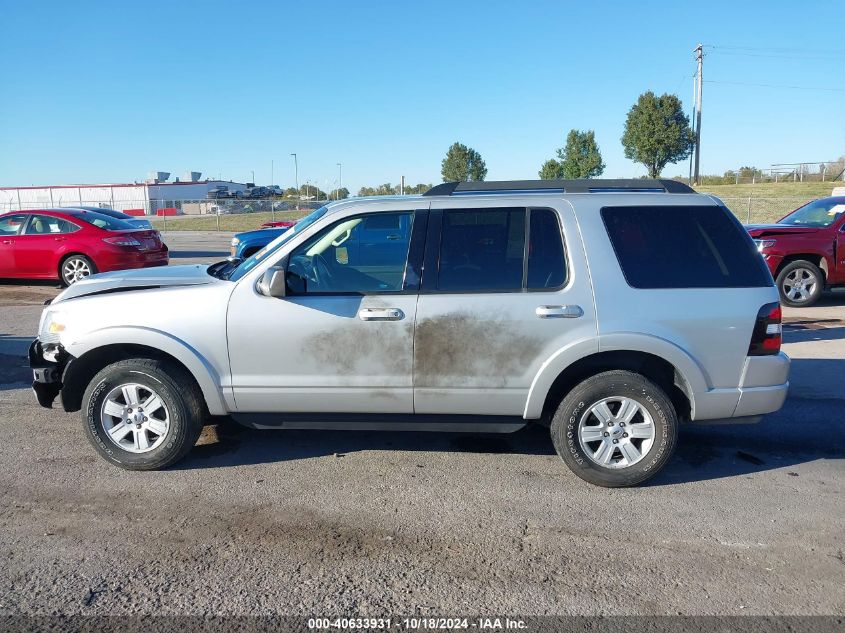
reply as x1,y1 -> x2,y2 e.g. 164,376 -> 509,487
1,0 -> 843,191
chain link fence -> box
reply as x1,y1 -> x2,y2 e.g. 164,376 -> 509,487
0,194 -> 813,229
713,197 -> 807,225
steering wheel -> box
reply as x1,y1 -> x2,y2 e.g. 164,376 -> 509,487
311,253 -> 335,288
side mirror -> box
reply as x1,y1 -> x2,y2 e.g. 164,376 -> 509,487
257,266 -> 287,298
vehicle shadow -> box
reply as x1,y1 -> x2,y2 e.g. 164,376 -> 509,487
169,250 -> 229,259
0,334 -> 33,390
177,359 -> 844,485
0,278 -> 61,288
783,323 -> 845,344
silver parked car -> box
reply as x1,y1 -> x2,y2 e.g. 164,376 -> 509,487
30,180 -> 789,486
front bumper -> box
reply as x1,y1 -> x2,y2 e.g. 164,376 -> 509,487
29,339 -> 64,408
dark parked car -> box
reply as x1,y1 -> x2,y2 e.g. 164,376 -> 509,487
75,206 -> 153,230
747,196 -> 845,307
207,186 -> 231,199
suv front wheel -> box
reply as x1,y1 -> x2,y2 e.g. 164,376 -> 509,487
81,358 -> 205,470
776,260 -> 823,308
551,370 -> 678,487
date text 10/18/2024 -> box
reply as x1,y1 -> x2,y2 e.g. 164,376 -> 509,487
308,617 -> 528,630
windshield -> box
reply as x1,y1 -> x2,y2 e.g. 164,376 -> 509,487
226,205 -> 329,281
75,211 -> 137,231
778,198 -> 845,227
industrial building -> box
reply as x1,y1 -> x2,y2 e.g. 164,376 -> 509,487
0,172 -> 247,215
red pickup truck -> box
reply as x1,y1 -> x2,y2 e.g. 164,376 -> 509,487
746,196 -> 845,307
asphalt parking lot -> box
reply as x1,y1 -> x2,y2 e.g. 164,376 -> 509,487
0,232 -> 843,616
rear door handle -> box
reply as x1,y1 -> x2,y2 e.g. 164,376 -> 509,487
358,308 -> 404,321
536,305 -> 583,319
54,237 -> 67,242
1,239 -> 12,245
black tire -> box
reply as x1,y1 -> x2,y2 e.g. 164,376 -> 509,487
776,260 -> 824,308
81,358 -> 205,470
550,370 -> 678,487
59,254 -> 97,287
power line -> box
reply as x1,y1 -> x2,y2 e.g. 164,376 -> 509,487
705,43 -> 845,56
704,79 -> 845,92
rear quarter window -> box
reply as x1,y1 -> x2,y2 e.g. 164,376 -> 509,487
601,205 -> 771,289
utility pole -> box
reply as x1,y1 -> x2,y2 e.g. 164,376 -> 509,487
337,163 -> 342,199
290,153 -> 299,211
271,160 -> 274,189
693,43 -> 703,186
688,75 -> 697,186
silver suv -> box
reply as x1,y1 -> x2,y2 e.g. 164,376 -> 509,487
30,179 -> 790,487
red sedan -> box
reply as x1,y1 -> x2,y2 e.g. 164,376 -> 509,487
0,208 -> 168,286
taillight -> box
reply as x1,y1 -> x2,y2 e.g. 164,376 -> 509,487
748,302 -> 782,356
103,236 -> 141,247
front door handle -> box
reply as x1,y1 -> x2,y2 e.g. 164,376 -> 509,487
358,307 -> 404,321
536,305 -> 583,319
54,237 -> 67,242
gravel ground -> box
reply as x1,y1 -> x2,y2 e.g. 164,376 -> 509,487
0,233 -> 843,616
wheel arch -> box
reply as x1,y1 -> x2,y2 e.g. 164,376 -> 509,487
57,251 -> 96,277
525,338 -> 704,423
61,328 -> 228,415
775,253 -> 829,281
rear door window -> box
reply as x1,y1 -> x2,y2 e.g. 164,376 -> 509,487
23,214 -> 79,235
527,208 -> 566,289
437,208 -> 525,291
601,205 -> 771,288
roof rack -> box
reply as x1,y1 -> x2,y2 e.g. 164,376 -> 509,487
423,179 -> 695,196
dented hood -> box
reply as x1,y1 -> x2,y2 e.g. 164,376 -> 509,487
745,223 -> 821,237
52,264 -> 215,303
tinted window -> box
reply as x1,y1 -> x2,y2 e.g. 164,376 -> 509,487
74,211 -> 135,231
602,205 -> 771,288
528,209 -> 566,289
288,212 -> 414,293
23,214 -> 79,235
437,208 -> 525,291
0,214 -> 28,235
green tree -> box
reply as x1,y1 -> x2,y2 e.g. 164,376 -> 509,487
334,187 -> 349,200
538,159 -> 564,180
621,91 -> 695,178
441,142 -> 487,182
559,129 -> 605,178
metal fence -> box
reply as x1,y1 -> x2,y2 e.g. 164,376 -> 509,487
714,197 -> 808,224
0,194 -> 813,228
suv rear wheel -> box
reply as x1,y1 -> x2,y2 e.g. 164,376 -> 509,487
81,358 -> 205,470
550,370 -> 678,487
776,260 -> 823,308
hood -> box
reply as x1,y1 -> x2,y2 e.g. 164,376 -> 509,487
745,223 -> 821,237
235,227 -> 288,241
52,264 -> 215,303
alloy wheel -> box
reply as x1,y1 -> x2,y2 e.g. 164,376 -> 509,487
100,383 -> 170,453
62,258 -> 92,285
578,396 -> 656,469
782,267 -> 818,304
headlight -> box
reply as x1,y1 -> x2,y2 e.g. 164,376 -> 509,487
231,237 -> 241,247
40,310 -> 69,344
754,239 -> 776,252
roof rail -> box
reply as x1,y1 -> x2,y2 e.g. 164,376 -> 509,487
423,179 -> 695,196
